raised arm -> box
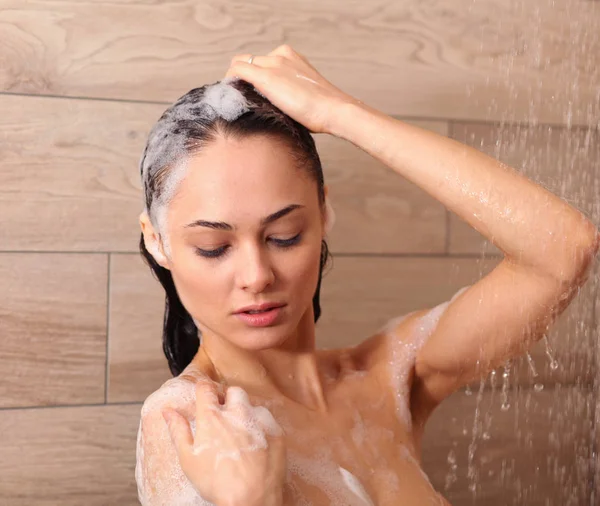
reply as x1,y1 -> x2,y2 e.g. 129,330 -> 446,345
221,44 -> 600,424
329,100 -> 600,421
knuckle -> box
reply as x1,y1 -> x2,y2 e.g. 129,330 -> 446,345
279,43 -> 295,55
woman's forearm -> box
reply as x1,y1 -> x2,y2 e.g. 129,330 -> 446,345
329,101 -> 600,281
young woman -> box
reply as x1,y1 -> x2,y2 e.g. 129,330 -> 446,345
135,44 -> 600,506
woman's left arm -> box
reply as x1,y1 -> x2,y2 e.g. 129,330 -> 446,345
329,100 -> 600,417
224,44 -> 600,419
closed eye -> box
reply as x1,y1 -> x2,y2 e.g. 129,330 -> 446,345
194,233 -> 302,259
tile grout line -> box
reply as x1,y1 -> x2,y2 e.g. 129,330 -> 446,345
0,401 -> 144,412
104,253 -> 111,405
1,91 -> 596,131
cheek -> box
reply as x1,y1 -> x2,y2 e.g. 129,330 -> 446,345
170,258 -> 224,313
283,243 -> 322,298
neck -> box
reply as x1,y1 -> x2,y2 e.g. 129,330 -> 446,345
192,306 -> 330,412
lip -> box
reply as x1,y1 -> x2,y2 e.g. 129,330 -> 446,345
234,305 -> 284,327
234,302 -> 286,314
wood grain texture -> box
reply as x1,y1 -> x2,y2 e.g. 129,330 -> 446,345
0,94 -> 160,252
0,0 -> 597,125
0,253 -> 108,408
317,119 -> 448,254
422,385 -> 595,505
0,403 -> 140,506
1,0 -> 597,500
108,253 -> 172,403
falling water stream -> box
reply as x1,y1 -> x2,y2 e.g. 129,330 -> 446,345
423,0 -> 600,504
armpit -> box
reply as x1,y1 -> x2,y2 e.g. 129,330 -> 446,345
378,286 -> 471,431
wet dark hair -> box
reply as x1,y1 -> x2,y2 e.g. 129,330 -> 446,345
138,78 -> 333,377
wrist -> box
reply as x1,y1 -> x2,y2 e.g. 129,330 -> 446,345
325,96 -> 361,139
326,96 -> 382,143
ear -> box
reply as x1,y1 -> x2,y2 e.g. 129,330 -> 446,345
322,185 -> 335,237
139,211 -> 170,269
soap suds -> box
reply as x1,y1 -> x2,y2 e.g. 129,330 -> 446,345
136,376 -> 215,505
339,466 -> 376,506
190,386 -> 284,468
286,448 -> 376,506
139,77 -> 253,261
384,285 -> 472,431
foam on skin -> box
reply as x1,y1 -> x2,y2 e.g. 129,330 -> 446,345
383,285 -> 471,432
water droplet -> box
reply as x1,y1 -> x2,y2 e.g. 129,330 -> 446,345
534,383 -> 544,392
526,352 -> 538,377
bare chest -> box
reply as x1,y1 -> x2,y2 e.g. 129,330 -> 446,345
251,372 -> 447,506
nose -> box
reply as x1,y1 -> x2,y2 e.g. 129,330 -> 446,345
237,243 -> 275,293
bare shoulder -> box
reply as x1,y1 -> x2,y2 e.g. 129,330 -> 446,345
140,361 -> 214,421
347,310 -> 427,374
136,366 -> 209,505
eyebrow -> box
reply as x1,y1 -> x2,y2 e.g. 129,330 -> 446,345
184,204 -> 305,231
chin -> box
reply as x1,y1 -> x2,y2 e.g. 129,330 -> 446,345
237,329 -> 289,350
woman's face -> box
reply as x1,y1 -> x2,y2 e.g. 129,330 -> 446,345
155,134 -> 326,350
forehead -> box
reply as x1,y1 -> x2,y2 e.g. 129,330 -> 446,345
171,135 -> 317,215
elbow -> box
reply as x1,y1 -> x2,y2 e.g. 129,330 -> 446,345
559,223 -> 600,284
576,222 -> 600,270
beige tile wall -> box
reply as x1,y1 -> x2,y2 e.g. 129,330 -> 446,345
1,1 -> 598,504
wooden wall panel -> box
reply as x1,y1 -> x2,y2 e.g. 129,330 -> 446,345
0,404 -> 141,506
0,253 -> 107,408
318,120 -> 448,254
1,0 -> 598,502
0,94 -> 158,252
108,253 -> 172,403
1,0 -> 597,126
421,385 -> 595,505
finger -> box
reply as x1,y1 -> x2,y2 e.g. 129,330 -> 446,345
224,385 -> 251,407
162,408 -> 193,455
252,405 -> 284,437
223,386 -> 253,421
223,59 -> 261,81
191,381 -> 222,430
194,380 -> 221,411
223,60 -> 273,94
267,44 -> 311,65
